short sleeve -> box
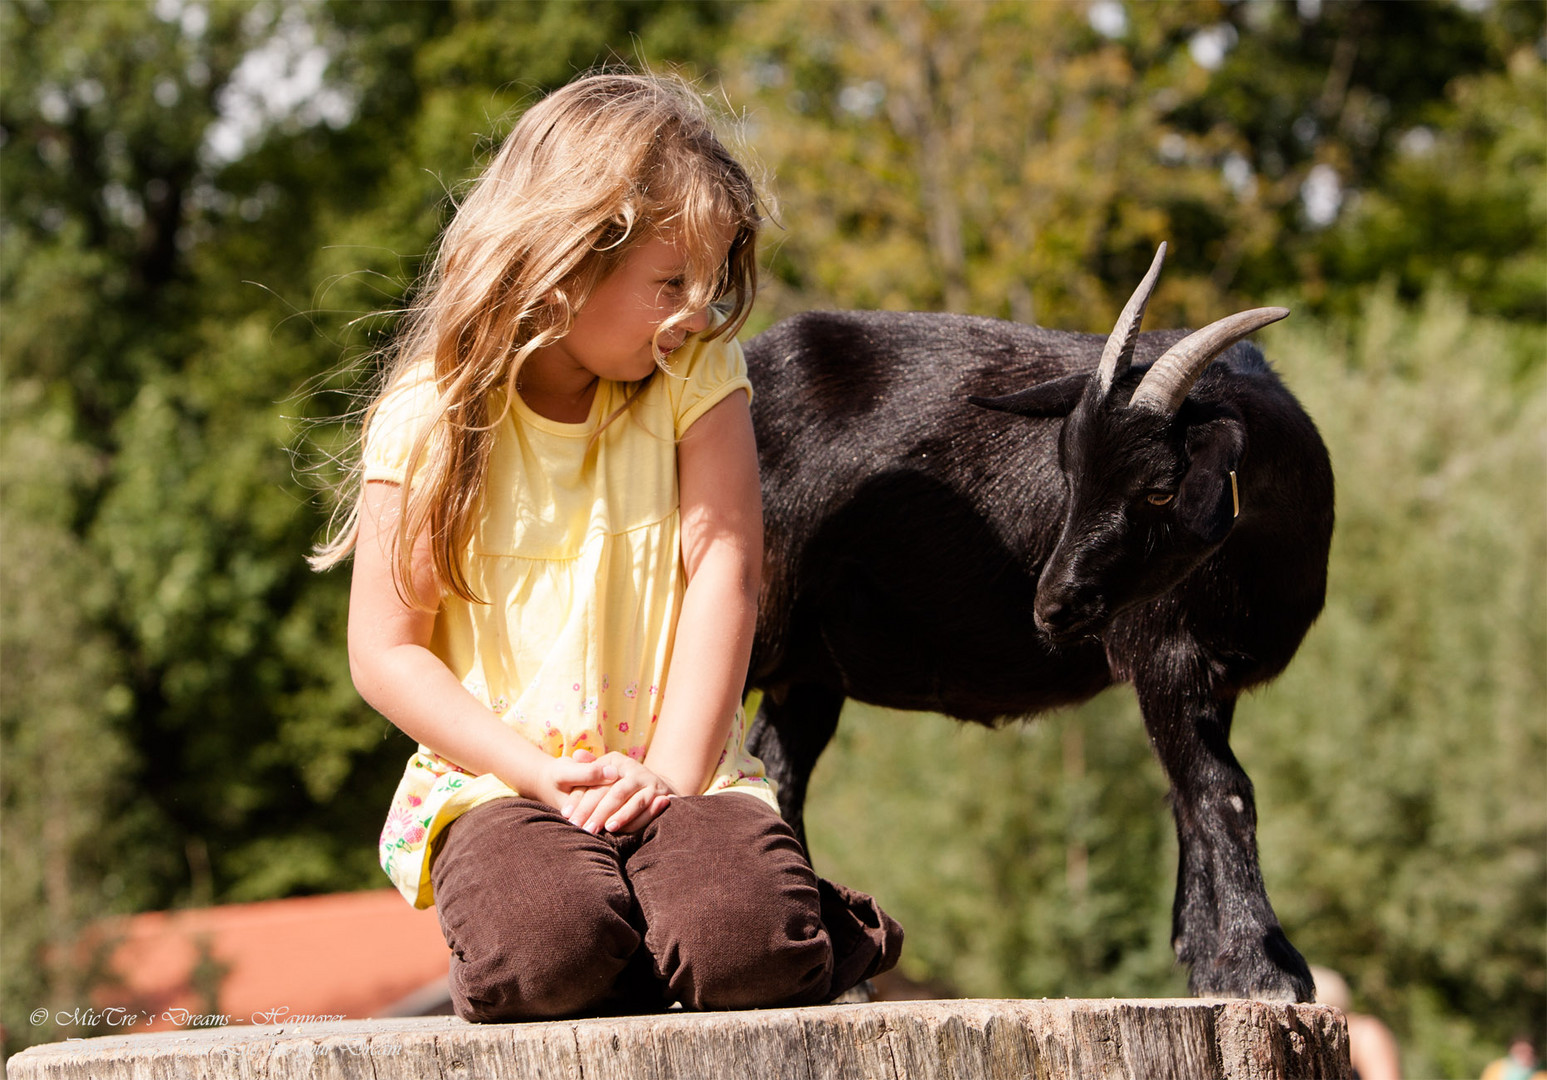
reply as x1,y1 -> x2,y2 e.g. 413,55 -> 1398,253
362,362 -> 441,485
665,333 -> 754,440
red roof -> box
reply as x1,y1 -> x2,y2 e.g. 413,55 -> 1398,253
91,890 -> 449,1030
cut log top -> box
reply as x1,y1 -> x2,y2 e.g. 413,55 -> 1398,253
6,998 -> 1351,1080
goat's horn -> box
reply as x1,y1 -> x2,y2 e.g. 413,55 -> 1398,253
1096,243 -> 1167,396
1128,306 -> 1290,414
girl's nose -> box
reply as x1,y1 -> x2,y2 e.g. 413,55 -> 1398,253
681,306 -> 711,334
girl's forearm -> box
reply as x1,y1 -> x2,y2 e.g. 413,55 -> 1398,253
349,481 -> 604,807
645,549 -> 758,796
350,642 -> 566,803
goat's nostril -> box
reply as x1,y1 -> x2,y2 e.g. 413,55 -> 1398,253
1036,588 -> 1103,638
1035,595 -> 1073,632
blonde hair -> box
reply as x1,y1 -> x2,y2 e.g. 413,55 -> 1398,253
310,71 -> 762,604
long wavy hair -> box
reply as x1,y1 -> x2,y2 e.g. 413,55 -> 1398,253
310,72 -> 762,605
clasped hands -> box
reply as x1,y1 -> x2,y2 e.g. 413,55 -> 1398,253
545,749 -> 678,836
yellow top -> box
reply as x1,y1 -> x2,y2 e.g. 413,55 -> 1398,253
365,333 -> 777,907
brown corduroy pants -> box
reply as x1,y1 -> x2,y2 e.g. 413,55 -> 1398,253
429,793 -> 903,1022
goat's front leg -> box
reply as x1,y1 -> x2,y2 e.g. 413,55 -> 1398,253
1134,657 -> 1313,1002
746,682 -> 846,853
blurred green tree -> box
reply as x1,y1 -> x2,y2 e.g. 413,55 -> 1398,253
1319,43 -> 1546,321
1243,288 -> 1546,1076
1173,0 -> 1545,317
727,0 -> 1543,327
3,0 -> 292,1045
725,0 -> 1269,330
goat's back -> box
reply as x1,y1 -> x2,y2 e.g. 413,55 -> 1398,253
748,311 -> 1094,457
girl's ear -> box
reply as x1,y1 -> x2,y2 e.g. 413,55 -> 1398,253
968,373 -> 1088,418
1176,416 -> 1246,544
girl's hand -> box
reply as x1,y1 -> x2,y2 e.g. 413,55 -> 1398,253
524,750 -> 612,813
560,751 -> 676,835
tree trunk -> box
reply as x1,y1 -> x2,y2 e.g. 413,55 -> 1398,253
6,998 -> 1352,1079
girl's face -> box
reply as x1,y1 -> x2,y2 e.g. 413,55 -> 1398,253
538,230 -> 732,387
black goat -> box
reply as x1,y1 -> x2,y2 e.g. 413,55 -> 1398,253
743,245 -> 1333,1002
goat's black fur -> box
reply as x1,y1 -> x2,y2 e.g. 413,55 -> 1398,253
743,309 -> 1334,1002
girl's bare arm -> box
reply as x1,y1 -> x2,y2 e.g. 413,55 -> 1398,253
648,389 -> 763,793
348,480 -> 606,809
564,390 -> 763,834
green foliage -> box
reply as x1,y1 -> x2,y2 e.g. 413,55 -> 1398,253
1172,0 -> 1544,316
806,695 -> 1183,1001
1,379 -> 142,1048
1321,46 -> 1547,321
1244,287 -> 1546,1077
725,0 -> 1263,329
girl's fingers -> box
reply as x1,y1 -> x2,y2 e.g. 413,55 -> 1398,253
610,792 -> 673,834
560,785 -> 589,817
553,758 -> 607,794
604,787 -> 656,834
561,783 -> 606,828
585,769 -> 663,834
581,782 -> 635,834
557,755 -> 669,832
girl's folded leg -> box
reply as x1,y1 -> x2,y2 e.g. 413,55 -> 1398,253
429,797 -> 646,1021
625,793 -> 903,1010
814,875 -> 906,1000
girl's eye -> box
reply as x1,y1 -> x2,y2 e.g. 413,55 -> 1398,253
1146,492 -> 1175,506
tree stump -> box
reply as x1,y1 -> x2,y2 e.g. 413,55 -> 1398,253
6,998 -> 1351,1079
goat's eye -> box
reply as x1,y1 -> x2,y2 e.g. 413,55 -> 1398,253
1146,492 -> 1175,506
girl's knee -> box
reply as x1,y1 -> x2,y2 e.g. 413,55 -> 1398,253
452,939 -> 632,1021
677,916 -> 835,1010
449,898 -> 642,1021
637,847 -> 835,1002
632,798 -> 837,1008
432,801 -> 643,1021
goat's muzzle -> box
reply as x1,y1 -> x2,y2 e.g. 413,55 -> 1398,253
1033,584 -> 1108,642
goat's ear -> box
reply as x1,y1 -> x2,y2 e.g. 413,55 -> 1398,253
967,373 -> 1087,418
1176,417 -> 1246,544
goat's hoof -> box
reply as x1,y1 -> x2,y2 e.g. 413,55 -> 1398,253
1187,931 -> 1315,1003
826,979 -> 876,1005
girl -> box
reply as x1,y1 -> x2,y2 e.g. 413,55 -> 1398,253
313,72 -> 901,1021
